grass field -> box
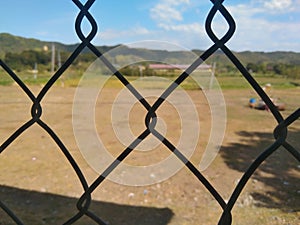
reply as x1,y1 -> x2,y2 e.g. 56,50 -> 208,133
0,74 -> 299,225
1,67 -> 300,89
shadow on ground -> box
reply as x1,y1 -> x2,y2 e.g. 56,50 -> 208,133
220,128 -> 300,212
0,185 -> 173,225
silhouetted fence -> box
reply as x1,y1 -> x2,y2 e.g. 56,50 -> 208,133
1,0 -> 299,224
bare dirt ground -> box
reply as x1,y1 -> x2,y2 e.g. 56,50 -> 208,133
0,85 -> 299,225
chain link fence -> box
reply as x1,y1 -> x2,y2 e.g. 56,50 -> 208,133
1,0 -> 299,224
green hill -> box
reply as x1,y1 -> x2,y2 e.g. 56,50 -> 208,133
1,33 -> 300,68
0,33 -> 71,58
0,33 -> 117,59
192,49 -> 300,66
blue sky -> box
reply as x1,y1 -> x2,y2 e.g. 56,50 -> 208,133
1,0 -> 299,52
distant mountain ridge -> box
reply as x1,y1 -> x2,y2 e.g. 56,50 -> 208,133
0,33 -> 74,57
0,33 -> 116,58
1,33 -> 300,66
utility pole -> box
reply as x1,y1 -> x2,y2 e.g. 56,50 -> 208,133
209,62 -> 216,90
51,43 -> 55,73
139,65 -> 143,77
33,62 -> 38,80
57,50 -> 61,69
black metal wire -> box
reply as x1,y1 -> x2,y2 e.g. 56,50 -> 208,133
0,0 -> 299,224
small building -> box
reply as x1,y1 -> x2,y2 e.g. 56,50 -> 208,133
148,64 -> 211,72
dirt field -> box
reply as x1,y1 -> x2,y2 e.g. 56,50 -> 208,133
0,84 -> 299,225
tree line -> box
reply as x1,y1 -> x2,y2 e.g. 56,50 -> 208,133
4,50 -> 96,72
245,62 -> 300,79
3,49 -> 300,79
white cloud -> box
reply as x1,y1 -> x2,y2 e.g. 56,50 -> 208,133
98,0 -> 300,52
264,0 -> 293,10
158,22 -> 202,33
150,0 -> 190,23
99,26 -> 150,42
155,0 -> 190,8
134,26 -> 150,35
227,4 -> 263,17
150,0 -> 203,35
253,0 -> 300,13
148,0 -> 300,51
224,1 -> 300,51
230,19 -> 289,50
151,4 -> 183,22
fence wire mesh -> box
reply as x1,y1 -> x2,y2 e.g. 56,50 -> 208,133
0,0 -> 299,224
